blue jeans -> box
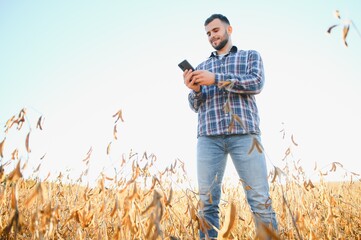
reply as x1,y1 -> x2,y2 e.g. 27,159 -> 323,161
197,134 -> 278,239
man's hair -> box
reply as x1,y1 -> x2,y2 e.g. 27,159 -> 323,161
204,14 -> 230,26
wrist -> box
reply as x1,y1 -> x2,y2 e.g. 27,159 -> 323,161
194,86 -> 202,93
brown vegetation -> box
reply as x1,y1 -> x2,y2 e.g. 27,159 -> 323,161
1,109 -> 360,239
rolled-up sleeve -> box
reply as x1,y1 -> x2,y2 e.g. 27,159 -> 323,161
188,90 -> 203,113
217,50 -> 265,94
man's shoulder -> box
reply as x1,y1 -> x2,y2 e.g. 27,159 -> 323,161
236,49 -> 261,55
234,50 -> 263,62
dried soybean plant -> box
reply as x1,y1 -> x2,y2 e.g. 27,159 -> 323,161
327,10 -> 361,47
0,108 -> 197,239
267,124 -> 361,239
1,108 -> 361,239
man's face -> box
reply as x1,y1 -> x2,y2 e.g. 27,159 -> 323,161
205,19 -> 230,51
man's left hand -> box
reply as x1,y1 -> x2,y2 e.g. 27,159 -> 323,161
192,70 -> 216,86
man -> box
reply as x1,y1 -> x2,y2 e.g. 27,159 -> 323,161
183,14 -> 278,239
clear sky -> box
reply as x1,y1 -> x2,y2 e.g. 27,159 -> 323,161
1,0 -> 361,185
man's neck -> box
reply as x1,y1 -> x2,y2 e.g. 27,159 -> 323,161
216,43 -> 233,55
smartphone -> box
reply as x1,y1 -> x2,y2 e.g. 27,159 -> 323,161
178,59 -> 195,71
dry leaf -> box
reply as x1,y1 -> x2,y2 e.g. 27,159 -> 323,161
110,196 -> 118,217
21,159 -> 28,170
308,179 -> 315,189
291,134 -> 298,146
142,190 -> 162,215
303,180 -> 315,191
208,192 -> 213,204
0,166 -> 4,182
11,184 -> 18,210
82,147 -> 93,162
34,163 -> 41,172
16,108 -> 27,130
163,187 -> 173,207
10,149 -> 18,160
4,115 -> 16,132
25,131 -> 31,153
218,80 -> 232,88
233,114 -> 245,129
107,142 -> 112,155
248,137 -> 263,155
113,109 -> 124,123
105,175 -> 114,181
36,115 -> 44,130
282,147 -> 291,160
330,162 -> 343,172
223,101 -> 230,113
227,117 -> 234,132
220,200 -> 237,238
113,125 -> 118,140
264,197 -> 272,209
244,185 -> 252,191
325,205 -> 334,223
44,172 -> 51,181
330,162 -> 337,172
8,161 -> 23,182
314,161 -> 318,171
25,183 -> 43,207
197,214 -> 212,234
0,138 -> 5,158
342,24 -> 350,47
257,222 -> 280,240
271,166 -> 284,183
327,24 -> 339,34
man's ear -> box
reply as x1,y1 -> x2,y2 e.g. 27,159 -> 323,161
227,25 -> 233,35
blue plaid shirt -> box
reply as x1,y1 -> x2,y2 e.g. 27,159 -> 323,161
188,46 -> 265,137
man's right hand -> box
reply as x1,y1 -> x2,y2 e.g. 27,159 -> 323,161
183,69 -> 201,93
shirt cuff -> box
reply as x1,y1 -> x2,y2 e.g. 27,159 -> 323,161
191,90 -> 202,98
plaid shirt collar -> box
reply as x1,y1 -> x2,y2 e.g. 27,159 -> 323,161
209,45 -> 238,58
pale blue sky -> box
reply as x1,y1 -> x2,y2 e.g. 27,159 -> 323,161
1,1 -> 361,185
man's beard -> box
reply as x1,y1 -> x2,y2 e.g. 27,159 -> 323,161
213,31 -> 229,51
213,38 -> 228,51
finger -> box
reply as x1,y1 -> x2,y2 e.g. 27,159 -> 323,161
193,77 -> 201,84
186,76 -> 193,86
188,73 -> 195,82
183,70 -> 188,78
192,70 -> 200,76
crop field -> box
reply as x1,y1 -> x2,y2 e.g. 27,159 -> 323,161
1,109 -> 360,239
